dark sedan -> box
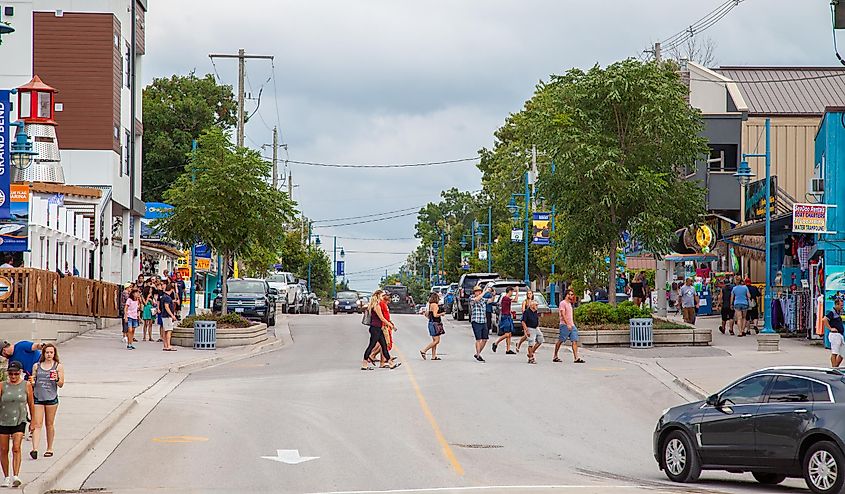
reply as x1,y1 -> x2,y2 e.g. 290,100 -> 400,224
333,291 -> 360,314
654,366 -> 845,493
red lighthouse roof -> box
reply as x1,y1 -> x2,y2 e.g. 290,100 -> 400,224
17,75 -> 57,93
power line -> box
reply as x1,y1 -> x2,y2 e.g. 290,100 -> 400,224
344,260 -> 406,276
331,236 -> 417,241
311,205 -> 423,224
282,157 -> 478,169
658,0 -> 746,53
312,210 -> 418,228
343,250 -> 411,255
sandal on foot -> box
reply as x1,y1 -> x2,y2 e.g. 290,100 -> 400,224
389,362 -> 402,369
431,357 -> 441,360
30,450 -> 37,460
527,358 -> 536,364
553,357 -> 562,363
574,358 -> 586,364
44,451 -> 53,457
360,366 -> 374,371
420,350 -> 426,360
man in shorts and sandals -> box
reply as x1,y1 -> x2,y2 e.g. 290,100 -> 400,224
825,298 -> 845,368
522,300 -> 543,364
731,276 -> 751,337
469,286 -> 489,362
555,289 -> 585,364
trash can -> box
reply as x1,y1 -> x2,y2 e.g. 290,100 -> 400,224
630,318 -> 653,349
194,320 -> 217,350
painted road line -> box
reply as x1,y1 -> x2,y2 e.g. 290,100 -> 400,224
395,346 -> 465,477
261,449 -> 319,464
303,485 -> 702,494
588,367 -> 627,372
151,436 -> 209,443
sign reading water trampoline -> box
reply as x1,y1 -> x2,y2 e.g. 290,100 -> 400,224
792,203 -> 836,234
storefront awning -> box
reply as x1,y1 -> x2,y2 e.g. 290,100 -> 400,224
664,253 -> 720,262
722,213 -> 794,238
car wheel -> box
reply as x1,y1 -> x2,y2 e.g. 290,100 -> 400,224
457,310 -> 464,321
804,441 -> 845,494
752,472 -> 786,485
269,315 -> 276,326
661,430 -> 701,483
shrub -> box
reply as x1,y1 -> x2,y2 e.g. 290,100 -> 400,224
613,301 -> 652,323
178,311 -> 252,329
573,302 -> 652,325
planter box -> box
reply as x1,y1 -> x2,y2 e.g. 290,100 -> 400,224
172,322 -> 268,348
540,326 -> 711,347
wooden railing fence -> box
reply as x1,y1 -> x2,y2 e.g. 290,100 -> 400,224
0,268 -> 120,318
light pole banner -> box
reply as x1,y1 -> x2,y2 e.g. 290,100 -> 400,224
793,203 -> 833,234
336,260 -> 345,276
460,251 -> 470,270
0,184 -> 29,252
532,212 -> 550,245
0,90 -> 10,220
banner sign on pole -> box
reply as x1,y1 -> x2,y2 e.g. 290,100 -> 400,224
460,251 -> 470,270
511,228 -> 523,243
0,90 -> 11,220
194,243 -> 212,259
478,250 -> 488,261
793,203 -> 836,234
336,260 -> 345,276
0,185 -> 30,252
744,176 -> 778,221
532,212 -> 550,245
144,202 -> 174,220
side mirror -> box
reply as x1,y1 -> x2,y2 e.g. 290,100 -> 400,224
705,394 -> 719,407
269,288 -> 279,296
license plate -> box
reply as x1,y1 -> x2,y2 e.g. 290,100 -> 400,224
235,308 -> 244,313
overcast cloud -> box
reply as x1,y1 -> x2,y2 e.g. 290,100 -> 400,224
145,0 -> 835,290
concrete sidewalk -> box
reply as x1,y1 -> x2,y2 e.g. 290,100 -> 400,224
586,313 -> 830,401
4,318 -> 287,494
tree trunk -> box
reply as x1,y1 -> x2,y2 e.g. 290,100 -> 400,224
608,236 -> 618,306
221,250 -> 230,314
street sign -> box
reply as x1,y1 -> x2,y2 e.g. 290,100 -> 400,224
511,228 -> 523,243
336,260 -> 345,276
478,250 -> 487,261
460,251 -> 470,270
0,90 -> 10,220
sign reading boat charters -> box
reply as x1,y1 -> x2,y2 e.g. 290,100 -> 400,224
793,203 -> 837,234
0,90 -> 10,220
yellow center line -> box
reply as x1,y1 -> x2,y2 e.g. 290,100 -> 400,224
394,346 -> 465,477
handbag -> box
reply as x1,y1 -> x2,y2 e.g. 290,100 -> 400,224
433,321 -> 445,336
361,309 -> 372,326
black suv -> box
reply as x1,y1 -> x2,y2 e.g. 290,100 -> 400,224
212,278 -> 278,326
654,366 -> 845,494
383,285 -> 415,314
452,272 -> 499,321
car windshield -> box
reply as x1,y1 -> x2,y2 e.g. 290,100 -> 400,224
490,283 -> 527,294
227,281 -> 266,293
337,291 -> 358,300
534,293 -> 549,307
266,274 -> 293,283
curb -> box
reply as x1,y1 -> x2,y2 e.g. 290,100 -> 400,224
24,323 -> 290,494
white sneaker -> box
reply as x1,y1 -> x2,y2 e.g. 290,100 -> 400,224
122,335 -> 128,344
10,477 -> 19,488
1,477 -> 10,487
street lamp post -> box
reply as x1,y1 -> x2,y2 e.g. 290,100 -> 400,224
473,206 -> 493,273
508,173 -> 532,284
331,236 -> 345,298
307,227 -> 321,292
734,118 -> 776,340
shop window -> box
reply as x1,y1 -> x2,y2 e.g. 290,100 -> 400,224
708,144 -> 738,172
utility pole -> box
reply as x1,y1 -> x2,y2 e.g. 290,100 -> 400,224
271,126 -> 278,189
654,42 -> 662,62
208,49 -> 274,147
530,145 -> 537,210
287,170 -> 293,199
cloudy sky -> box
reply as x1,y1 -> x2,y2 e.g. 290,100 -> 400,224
145,0 -> 836,290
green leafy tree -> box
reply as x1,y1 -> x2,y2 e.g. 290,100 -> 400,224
142,72 -> 238,202
158,127 -> 295,313
519,59 -> 708,304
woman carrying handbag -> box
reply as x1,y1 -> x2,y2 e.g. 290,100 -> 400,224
420,292 -> 445,360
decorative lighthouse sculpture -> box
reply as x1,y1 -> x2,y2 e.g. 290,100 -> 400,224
12,76 -> 64,184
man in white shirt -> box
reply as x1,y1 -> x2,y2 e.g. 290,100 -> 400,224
678,277 -> 698,325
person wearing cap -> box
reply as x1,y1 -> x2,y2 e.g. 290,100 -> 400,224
470,286 -> 490,362
0,360 -> 35,488
0,341 -> 42,381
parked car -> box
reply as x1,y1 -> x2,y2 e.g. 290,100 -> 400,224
452,272 -> 499,321
333,291 -> 360,314
383,284 -> 416,314
265,272 -> 298,313
212,278 -> 277,326
654,366 -> 845,494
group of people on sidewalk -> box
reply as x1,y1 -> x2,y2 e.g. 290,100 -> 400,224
121,275 -> 181,352
0,340 -> 64,488
678,276 -> 762,338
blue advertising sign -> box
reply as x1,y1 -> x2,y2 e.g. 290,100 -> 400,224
0,185 -> 30,252
194,243 -> 212,259
0,90 -> 11,220
144,202 -> 174,220
336,260 -> 345,276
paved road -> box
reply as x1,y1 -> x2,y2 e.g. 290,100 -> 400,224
83,314 -> 808,493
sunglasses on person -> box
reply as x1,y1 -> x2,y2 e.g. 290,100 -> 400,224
7,371 -> 21,376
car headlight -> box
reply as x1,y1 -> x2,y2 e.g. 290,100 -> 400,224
334,300 -> 339,306
255,298 -> 266,306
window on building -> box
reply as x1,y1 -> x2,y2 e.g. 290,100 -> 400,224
37,92 -> 51,119
19,92 -> 30,118
125,42 -> 131,88
124,130 -> 131,175
708,144 -> 738,172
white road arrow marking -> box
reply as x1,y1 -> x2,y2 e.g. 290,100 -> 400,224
261,449 -> 320,464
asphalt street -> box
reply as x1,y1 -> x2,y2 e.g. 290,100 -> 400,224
82,313 -> 809,494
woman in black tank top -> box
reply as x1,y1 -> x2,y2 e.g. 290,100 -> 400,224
421,293 -> 445,360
